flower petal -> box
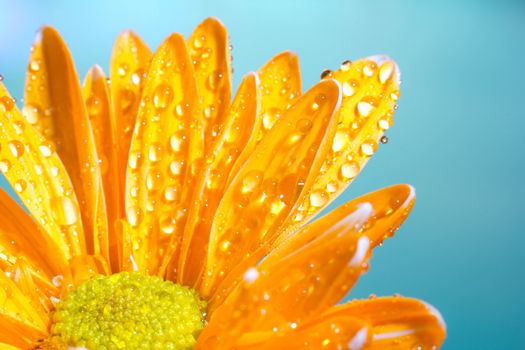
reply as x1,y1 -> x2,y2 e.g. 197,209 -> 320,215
82,65 -> 121,271
0,83 -> 84,259
188,17 -> 232,151
199,206 -> 369,347
227,51 -> 301,185
0,270 -> 48,347
278,57 -> 401,239
176,72 -> 260,286
0,343 -> 22,350
209,184 -> 414,312
237,316 -> 368,350
0,189 -> 68,285
22,26 -> 105,257
201,79 -> 341,296
110,30 -> 152,220
327,297 -> 446,349
125,32 -> 201,273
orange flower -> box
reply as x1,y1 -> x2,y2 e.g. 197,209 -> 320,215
0,17 -> 445,349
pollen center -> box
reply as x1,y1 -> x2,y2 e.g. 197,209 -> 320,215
51,272 -> 206,350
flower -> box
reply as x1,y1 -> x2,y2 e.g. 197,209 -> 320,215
0,17 -> 445,349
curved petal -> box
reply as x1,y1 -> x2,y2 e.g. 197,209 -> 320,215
201,79 -> 342,296
327,297 -> 446,349
125,32 -> 201,274
188,17 -> 232,151
176,72 -> 260,286
82,65 -> 120,270
0,270 -> 48,347
199,210 -> 369,347
22,26 -> 105,257
241,317 -> 368,350
0,82 -> 85,259
210,184 -> 415,311
110,30 -> 152,222
0,188 -> 68,279
227,51 -> 301,185
278,56 -> 401,239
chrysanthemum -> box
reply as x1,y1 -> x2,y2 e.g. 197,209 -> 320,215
0,17 -> 445,349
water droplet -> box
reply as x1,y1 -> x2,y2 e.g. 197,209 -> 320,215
153,84 -> 174,110
119,89 -> 136,111
340,161 -> 360,180
357,101 -> 374,117
262,108 -> 281,130
332,129 -> 350,152
207,71 -> 223,91
360,140 -> 377,156
128,151 -> 143,170
390,90 -> 400,101
320,69 -> 333,79
29,60 -> 40,72
51,196 -> 78,226
0,159 -> 11,173
363,62 -> 377,77
86,95 -> 102,116
39,141 -> 55,157
169,160 -> 184,176
296,118 -> 313,133
159,214 -> 176,234
203,105 -> 214,119
148,143 -> 163,162
146,170 -> 163,192
126,206 -> 143,227
340,60 -> 352,71
379,62 -> 394,83
22,104 -> 42,124
169,133 -> 185,153
342,79 -> 359,97
242,170 -> 263,194
193,35 -> 205,49
14,180 -> 27,193
117,63 -> 128,77
326,181 -> 338,193
8,140 -> 24,158
310,190 -> 328,207
0,96 -> 15,111
174,103 -> 184,117
380,135 -> 389,144
163,185 -> 178,203
131,69 -> 144,85
377,118 -> 391,130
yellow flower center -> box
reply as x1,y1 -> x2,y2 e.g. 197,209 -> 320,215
51,272 -> 206,350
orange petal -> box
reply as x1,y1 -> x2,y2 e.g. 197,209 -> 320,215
4,258 -> 54,318
188,17 -> 232,151
210,184 -> 414,312
278,57 -> 401,239
0,82 -> 85,259
110,30 -> 152,221
22,26 -> 106,257
227,51 -> 301,185
199,209 -> 369,347
0,270 -> 48,346
328,297 -> 446,349
238,316 -> 368,350
82,65 -> 121,271
0,188 -> 68,280
201,79 -> 341,296
175,72 -> 260,286
125,32 -> 201,274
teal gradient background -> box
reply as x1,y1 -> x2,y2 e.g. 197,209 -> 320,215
1,1 -> 524,348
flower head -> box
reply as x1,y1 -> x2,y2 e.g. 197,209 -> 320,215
0,18 -> 445,349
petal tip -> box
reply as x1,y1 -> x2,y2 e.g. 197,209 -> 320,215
367,54 -> 401,83
422,301 -> 447,331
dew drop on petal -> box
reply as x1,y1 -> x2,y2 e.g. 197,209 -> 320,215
153,84 -> 174,110
8,140 -> 24,158
340,161 -> 360,180
51,196 -> 78,226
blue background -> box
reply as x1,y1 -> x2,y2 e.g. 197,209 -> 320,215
1,1 -> 523,348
